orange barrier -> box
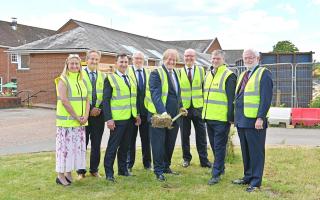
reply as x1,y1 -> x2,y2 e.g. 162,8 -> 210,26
291,108 -> 320,127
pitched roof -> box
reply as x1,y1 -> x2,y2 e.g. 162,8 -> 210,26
0,20 -> 55,47
224,49 -> 244,65
9,19 -> 212,66
166,39 -> 214,53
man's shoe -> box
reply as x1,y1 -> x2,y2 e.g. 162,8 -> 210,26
232,178 -> 249,185
128,168 -> 132,173
90,172 -> 102,178
208,176 -> 221,185
201,161 -> 212,168
144,166 -> 152,171
182,160 -> 190,168
106,176 -> 115,182
156,174 -> 166,182
246,185 -> 260,193
164,168 -> 180,175
118,171 -> 133,176
77,174 -> 85,181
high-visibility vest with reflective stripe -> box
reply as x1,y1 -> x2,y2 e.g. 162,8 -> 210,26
55,72 -> 88,127
236,67 -> 268,118
82,68 -> 105,107
202,65 -> 233,122
108,73 -> 137,120
145,67 -> 175,114
179,66 -> 204,109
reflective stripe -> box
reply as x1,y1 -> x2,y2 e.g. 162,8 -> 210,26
191,86 -> 202,90
181,88 -> 191,92
56,115 -> 76,120
158,68 -> 165,87
244,68 -> 264,96
111,105 -> 131,110
203,88 -> 224,93
205,99 -> 228,105
63,75 -> 72,95
181,96 -> 191,101
244,103 -> 259,108
110,74 -> 120,97
57,96 -> 83,101
198,66 -> 204,83
218,70 -> 228,92
111,95 -> 130,100
192,95 -> 203,99
96,89 -> 103,93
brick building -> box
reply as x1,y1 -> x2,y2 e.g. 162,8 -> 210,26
9,19 -> 222,105
0,18 -> 55,94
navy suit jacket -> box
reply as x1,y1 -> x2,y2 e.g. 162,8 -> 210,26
148,65 -> 183,119
235,66 -> 273,129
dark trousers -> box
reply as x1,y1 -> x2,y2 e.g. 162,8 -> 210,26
181,108 -> 209,165
77,112 -> 105,174
206,120 -> 230,177
104,119 -> 133,177
237,128 -> 266,187
127,116 -> 151,169
149,120 -> 179,175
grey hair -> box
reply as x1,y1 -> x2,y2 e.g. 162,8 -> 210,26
86,49 -> 101,60
243,49 -> 260,57
212,50 -> 226,58
132,51 -> 145,58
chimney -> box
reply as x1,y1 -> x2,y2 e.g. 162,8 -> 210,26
11,17 -> 17,30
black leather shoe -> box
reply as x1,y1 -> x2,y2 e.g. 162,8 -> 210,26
164,168 -> 180,175
56,177 -> 70,186
201,161 -> 212,168
208,176 -> 221,185
182,160 -> 190,168
232,178 -> 249,185
156,174 -> 166,182
144,166 -> 152,171
106,176 -> 115,182
246,185 -> 260,192
118,171 -> 133,176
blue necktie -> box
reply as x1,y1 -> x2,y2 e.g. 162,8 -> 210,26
137,69 -> 143,91
90,71 -> 97,106
122,75 -> 130,88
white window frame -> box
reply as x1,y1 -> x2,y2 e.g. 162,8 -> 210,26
0,77 -> 2,93
11,53 -> 18,63
17,54 -> 30,70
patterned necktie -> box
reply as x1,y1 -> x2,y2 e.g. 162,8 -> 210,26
137,69 -> 143,91
169,70 -> 177,94
187,67 -> 192,84
90,71 -> 97,106
122,75 -> 130,88
239,70 -> 250,94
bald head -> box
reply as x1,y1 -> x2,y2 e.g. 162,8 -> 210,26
184,49 -> 196,67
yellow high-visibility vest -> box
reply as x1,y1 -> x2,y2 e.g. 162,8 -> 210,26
55,72 -> 88,127
82,68 -> 105,107
236,67 -> 268,118
108,72 -> 137,120
202,65 -> 233,122
179,66 -> 204,109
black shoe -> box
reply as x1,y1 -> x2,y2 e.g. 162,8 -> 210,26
246,185 -> 260,193
106,176 -> 115,182
144,166 -> 152,171
201,161 -> 212,168
208,176 -> 221,185
65,177 -> 72,184
156,174 -> 166,182
164,168 -> 180,175
118,171 -> 133,176
128,168 -> 132,173
56,177 -> 70,186
232,178 -> 249,185
182,160 -> 190,168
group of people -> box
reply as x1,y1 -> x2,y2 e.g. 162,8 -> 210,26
54,48 -> 273,193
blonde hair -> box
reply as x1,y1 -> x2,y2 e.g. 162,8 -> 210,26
61,54 -> 83,79
163,49 -> 179,62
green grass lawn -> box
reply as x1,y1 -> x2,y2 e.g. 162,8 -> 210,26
1,146 -> 320,200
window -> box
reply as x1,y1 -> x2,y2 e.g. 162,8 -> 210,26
17,54 -> 30,70
146,49 -> 162,59
121,44 -> 138,54
11,54 -> 18,63
0,77 -> 2,93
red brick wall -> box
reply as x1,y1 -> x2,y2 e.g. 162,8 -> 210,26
0,47 -> 18,91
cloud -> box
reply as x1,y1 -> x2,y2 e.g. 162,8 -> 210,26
310,0 -> 320,5
276,3 -> 296,14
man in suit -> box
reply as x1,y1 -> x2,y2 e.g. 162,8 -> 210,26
232,49 -> 273,192
202,50 -> 237,185
77,50 -> 105,179
127,51 -> 152,172
179,48 -> 211,168
145,49 -> 187,181
103,53 -> 141,182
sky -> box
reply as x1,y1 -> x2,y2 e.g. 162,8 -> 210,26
1,0 -> 319,60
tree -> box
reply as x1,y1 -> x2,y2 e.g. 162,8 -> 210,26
272,40 -> 299,53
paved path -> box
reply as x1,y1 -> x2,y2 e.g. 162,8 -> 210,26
0,108 -> 319,155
